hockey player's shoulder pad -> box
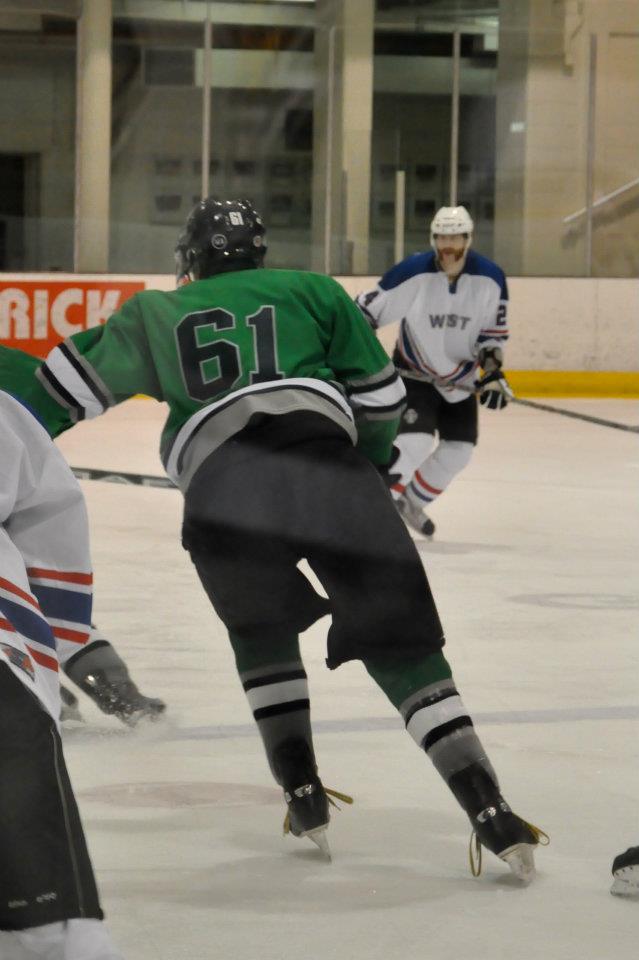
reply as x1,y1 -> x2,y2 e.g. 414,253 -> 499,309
463,250 -> 508,298
5,393 -> 49,433
380,251 -> 437,292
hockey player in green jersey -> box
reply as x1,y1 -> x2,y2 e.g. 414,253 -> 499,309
31,198 -> 545,880
0,344 -> 166,727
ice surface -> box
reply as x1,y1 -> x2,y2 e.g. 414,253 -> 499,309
50,398 -> 639,960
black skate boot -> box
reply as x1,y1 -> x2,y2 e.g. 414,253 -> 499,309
76,670 -> 166,726
64,642 -> 166,727
396,494 -> 435,538
60,685 -> 83,723
611,846 -> 639,897
273,738 -> 352,860
274,738 -> 331,858
449,763 -> 548,882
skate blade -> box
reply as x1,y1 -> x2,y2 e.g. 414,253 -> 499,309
410,523 -> 433,540
60,706 -> 84,723
303,826 -> 332,862
611,872 -> 639,898
119,703 -> 167,728
501,843 -> 536,883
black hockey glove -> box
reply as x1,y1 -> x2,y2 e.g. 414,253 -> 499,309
475,368 -> 514,410
478,345 -> 503,374
376,445 -> 401,488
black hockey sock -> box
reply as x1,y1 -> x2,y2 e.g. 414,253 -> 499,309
365,650 -> 498,795
229,630 -> 316,786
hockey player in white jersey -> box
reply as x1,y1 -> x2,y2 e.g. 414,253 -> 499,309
0,342 -> 166,727
357,206 -> 513,537
0,390 -> 124,960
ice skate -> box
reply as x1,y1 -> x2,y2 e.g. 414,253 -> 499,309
282,783 -> 354,861
275,738 -> 352,860
60,685 -> 84,723
65,643 -> 167,727
469,799 -> 548,883
283,781 -> 332,859
611,846 -> 639,897
76,671 -> 166,726
396,494 -> 435,538
449,762 -> 548,882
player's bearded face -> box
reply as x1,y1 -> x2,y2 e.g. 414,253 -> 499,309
435,234 -> 467,271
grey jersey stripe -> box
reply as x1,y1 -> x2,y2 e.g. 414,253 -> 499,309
358,406 -> 405,421
173,385 -> 358,491
345,361 -> 398,389
35,366 -> 81,421
63,339 -> 116,409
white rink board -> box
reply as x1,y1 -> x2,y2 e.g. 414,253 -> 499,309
46,397 -> 639,960
339,275 -> 639,372
1,272 -> 637,372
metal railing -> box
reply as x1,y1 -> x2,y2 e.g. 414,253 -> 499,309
563,175 -> 639,225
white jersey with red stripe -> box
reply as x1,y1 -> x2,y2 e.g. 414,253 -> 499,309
0,391 -> 93,721
356,249 -> 509,403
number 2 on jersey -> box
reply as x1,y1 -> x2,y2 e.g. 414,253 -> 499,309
176,305 -> 283,402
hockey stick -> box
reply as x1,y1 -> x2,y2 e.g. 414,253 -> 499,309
507,397 -> 639,434
71,466 -> 177,489
68,373 -> 636,490
399,368 -> 639,433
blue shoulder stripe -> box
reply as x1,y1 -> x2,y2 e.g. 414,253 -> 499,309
380,251 -> 437,291
463,251 -> 508,299
3,392 -> 49,432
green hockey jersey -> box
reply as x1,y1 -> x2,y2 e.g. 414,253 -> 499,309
0,345 -> 72,438
35,269 -> 405,490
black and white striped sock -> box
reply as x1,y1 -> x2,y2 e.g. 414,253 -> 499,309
241,660 -> 315,785
399,679 -> 497,785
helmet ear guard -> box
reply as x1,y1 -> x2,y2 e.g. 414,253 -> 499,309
175,197 -> 267,282
174,238 -> 196,284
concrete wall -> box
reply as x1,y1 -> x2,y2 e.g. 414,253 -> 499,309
0,45 -> 76,270
1,6 -> 637,279
495,0 -> 639,278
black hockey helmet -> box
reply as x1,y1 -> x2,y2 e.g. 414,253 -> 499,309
175,197 -> 267,282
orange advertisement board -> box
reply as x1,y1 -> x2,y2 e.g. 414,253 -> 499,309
0,279 -> 146,357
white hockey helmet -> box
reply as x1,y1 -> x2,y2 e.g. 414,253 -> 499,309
430,205 -> 474,251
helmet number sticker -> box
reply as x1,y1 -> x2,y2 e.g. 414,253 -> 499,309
176,305 -> 283,402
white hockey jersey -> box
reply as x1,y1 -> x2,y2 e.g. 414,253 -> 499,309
357,249 -> 509,403
0,391 -> 93,722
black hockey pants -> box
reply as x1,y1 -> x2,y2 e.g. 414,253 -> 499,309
182,412 -> 444,668
0,665 -> 103,930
